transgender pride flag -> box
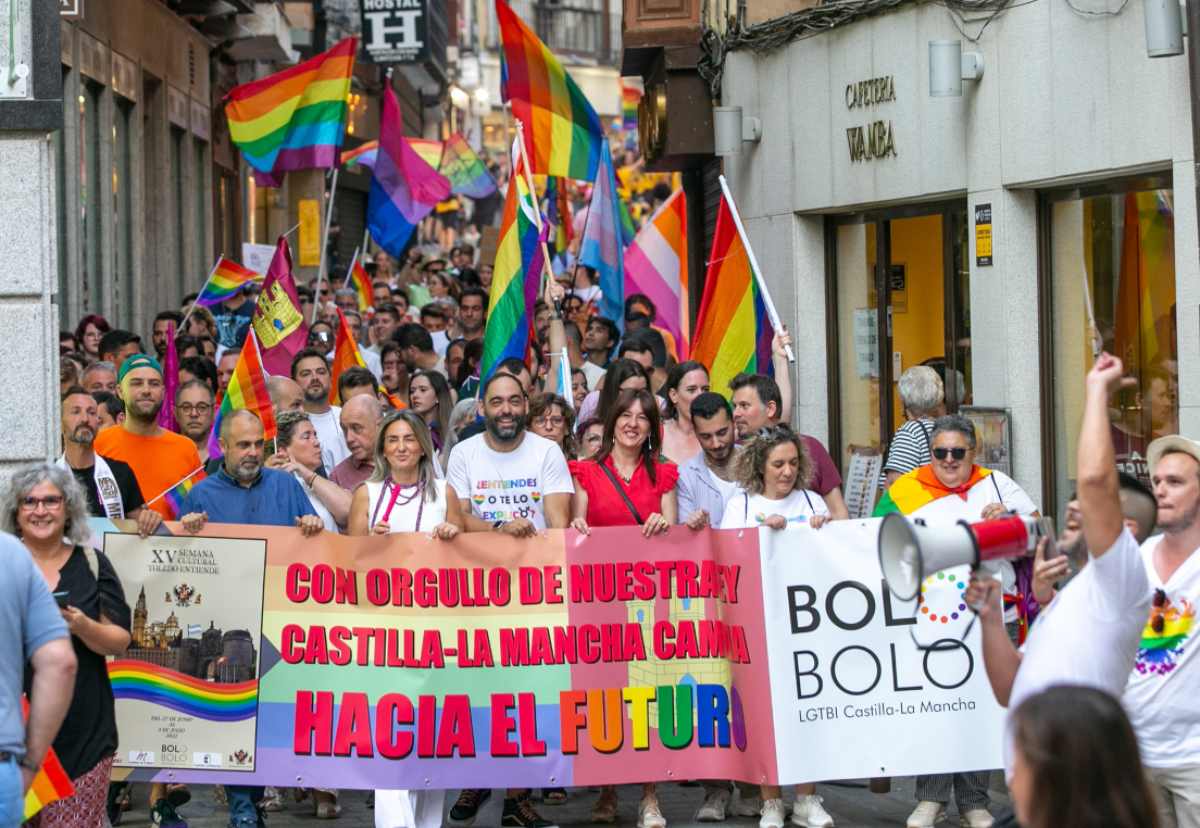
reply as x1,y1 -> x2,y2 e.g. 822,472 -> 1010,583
624,189 -> 689,358
367,85 -> 451,256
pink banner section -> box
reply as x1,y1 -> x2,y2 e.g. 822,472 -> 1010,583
98,521 -> 776,789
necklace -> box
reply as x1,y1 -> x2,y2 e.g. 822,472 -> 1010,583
370,479 -> 424,530
611,457 -> 638,483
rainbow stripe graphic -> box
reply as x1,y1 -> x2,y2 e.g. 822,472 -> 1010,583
196,258 -> 263,307
109,660 -> 258,721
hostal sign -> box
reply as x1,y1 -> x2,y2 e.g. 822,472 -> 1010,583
845,76 -> 896,163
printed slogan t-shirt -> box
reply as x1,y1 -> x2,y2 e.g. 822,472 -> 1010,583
445,431 -> 574,529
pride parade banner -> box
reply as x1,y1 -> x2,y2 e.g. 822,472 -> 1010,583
91,518 -> 1004,788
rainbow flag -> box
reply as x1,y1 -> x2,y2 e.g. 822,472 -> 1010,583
481,141 -> 545,381
622,83 -> 640,149
208,331 -> 277,459
367,84 -> 451,256
409,137 -> 445,170
691,189 -> 774,397
579,150 -> 625,324
341,140 -> 378,169
625,190 -> 689,358
224,37 -> 356,186
195,258 -> 263,307
345,256 -> 374,314
440,133 -> 498,199
496,0 -> 604,181
153,466 -> 208,520
329,308 -> 369,406
21,698 -> 74,821
545,176 -> 573,256
108,660 -> 258,721
873,465 -> 994,516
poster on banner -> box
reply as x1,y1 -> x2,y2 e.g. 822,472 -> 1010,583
759,520 -> 1005,781
102,532 -> 266,774
360,0 -> 430,65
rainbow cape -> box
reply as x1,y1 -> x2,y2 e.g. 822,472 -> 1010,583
224,37 -> 356,186
208,330 -> 277,459
195,258 -> 263,307
873,465 -> 994,516
108,660 -> 258,721
496,0 -> 604,181
691,189 -> 774,397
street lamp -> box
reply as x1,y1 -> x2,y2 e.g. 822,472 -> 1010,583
928,40 -> 984,98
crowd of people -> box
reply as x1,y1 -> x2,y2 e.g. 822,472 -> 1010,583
3,230 -> 1197,828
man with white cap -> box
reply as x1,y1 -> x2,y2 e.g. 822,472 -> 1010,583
1124,428 -> 1200,827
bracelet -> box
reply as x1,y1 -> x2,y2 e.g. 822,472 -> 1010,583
18,754 -> 40,772
306,471 -> 318,489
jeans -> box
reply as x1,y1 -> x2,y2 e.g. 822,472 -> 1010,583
226,785 -> 265,828
0,756 -> 22,828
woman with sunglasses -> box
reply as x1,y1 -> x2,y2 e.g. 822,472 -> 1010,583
874,413 -> 1039,828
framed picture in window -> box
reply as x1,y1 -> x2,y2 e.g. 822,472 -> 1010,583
960,406 -> 1012,478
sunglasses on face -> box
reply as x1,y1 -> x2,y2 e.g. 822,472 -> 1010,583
1152,589 -> 1169,633
932,447 -> 969,461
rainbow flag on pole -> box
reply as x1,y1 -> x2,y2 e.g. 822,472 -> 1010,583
367,83 -> 451,256
195,258 -> 263,307
345,254 -> 374,314
625,189 -> 689,358
329,308 -> 369,406
440,133 -> 498,199
691,188 -> 775,397
496,0 -> 604,181
207,331 -> 277,459
341,140 -> 378,169
21,698 -> 73,821
150,466 -> 208,520
224,37 -> 356,186
480,139 -> 545,381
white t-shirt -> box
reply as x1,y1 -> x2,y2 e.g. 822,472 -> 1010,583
308,406 -> 349,471
718,488 -> 829,530
909,470 -> 1039,621
1124,536 -> 1200,769
1006,528 -> 1151,777
365,479 -> 448,533
444,432 -> 574,529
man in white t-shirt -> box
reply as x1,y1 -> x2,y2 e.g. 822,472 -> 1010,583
291,349 -> 350,471
444,370 -> 573,828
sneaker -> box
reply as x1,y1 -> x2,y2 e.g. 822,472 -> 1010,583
696,788 -> 731,822
150,798 -> 188,828
260,787 -> 284,812
907,801 -> 946,828
958,809 -> 993,828
791,795 -> 833,828
502,796 -> 560,828
759,798 -> 787,828
637,797 -> 667,828
591,789 -> 619,824
730,789 -> 763,818
450,789 -> 493,825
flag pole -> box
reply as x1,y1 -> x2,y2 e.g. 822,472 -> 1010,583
717,174 -> 796,364
313,167 -> 340,324
513,119 -> 556,295
342,245 -> 361,288
180,257 -> 223,332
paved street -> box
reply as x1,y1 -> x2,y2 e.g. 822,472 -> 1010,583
117,777 -> 1012,827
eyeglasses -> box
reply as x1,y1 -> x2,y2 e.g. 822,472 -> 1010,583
177,403 -> 212,415
20,495 -> 64,511
932,447 -> 969,461
535,415 -> 565,428
1151,588 -> 1169,633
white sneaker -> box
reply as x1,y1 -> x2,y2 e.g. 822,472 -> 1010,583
907,801 -> 946,828
958,809 -> 993,828
696,789 -> 731,822
730,790 -> 763,818
790,795 -> 833,828
638,797 -> 667,828
759,798 -> 787,828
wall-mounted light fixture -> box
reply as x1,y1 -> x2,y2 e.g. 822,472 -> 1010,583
929,40 -> 984,98
712,106 -> 762,155
1145,0 -> 1185,56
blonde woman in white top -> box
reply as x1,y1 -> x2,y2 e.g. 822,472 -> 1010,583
348,410 -> 461,537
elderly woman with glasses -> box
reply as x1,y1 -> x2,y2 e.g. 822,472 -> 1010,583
529,393 -> 576,458
2,464 -> 133,828
874,414 -> 1039,828
884,366 -> 946,487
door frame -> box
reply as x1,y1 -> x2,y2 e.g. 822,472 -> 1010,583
825,199 -> 969,473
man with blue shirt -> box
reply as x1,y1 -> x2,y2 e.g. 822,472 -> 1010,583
179,409 -> 322,828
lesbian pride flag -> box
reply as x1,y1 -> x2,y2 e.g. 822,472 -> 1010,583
367,85 -> 451,256
624,190 -> 688,359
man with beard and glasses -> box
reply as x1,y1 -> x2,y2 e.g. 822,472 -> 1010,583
56,386 -> 160,534
94,355 -> 202,519
677,392 -> 741,531
178,409 -> 322,828
291,348 -> 350,470
444,371 -> 572,828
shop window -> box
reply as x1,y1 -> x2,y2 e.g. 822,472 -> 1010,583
1048,184 -> 1177,502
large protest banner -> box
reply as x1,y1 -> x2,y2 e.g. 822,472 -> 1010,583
91,518 -> 1004,788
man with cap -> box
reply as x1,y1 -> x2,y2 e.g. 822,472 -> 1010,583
94,354 -> 203,519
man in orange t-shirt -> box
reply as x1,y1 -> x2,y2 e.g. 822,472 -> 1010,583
94,354 -> 202,519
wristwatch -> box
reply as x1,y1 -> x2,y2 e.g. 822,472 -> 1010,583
492,520 -> 505,531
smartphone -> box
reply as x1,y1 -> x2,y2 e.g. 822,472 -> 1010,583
1036,516 -> 1061,560
52,591 -> 69,608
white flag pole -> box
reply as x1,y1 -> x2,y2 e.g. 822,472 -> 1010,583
179,257 -> 223,332
717,174 -> 795,363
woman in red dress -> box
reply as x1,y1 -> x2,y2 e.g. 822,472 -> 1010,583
568,388 -> 678,827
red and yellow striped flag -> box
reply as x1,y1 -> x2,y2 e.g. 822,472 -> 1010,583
22,697 -> 74,820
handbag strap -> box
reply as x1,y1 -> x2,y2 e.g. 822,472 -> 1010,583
597,461 -> 645,525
